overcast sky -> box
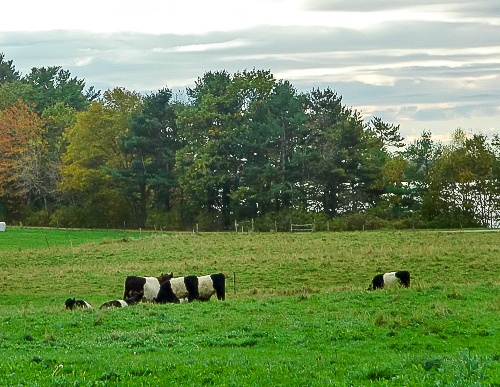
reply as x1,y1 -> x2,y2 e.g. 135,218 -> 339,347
1,0 -> 499,142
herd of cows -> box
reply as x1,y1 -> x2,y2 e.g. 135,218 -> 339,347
65,272 -> 226,311
65,270 -> 410,311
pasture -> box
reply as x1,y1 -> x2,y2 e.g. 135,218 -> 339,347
0,228 -> 499,386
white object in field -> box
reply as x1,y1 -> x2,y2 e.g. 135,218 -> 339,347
0,222 -> 5,232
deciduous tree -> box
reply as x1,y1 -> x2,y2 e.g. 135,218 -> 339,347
59,88 -> 142,227
423,129 -> 499,227
0,102 -> 45,204
0,81 -> 33,110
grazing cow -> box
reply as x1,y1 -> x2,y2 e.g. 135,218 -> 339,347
368,270 -> 411,290
123,272 -> 173,302
65,298 -> 94,311
100,292 -> 144,309
154,273 -> 226,304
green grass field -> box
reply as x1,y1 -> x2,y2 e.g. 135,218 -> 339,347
0,228 -> 499,386
0,227 -> 149,252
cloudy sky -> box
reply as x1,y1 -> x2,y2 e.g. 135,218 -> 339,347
1,0 -> 499,142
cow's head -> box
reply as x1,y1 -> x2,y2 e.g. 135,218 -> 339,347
158,272 -> 174,283
65,298 -> 76,309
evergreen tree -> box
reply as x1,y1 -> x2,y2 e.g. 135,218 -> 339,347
0,53 -> 20,84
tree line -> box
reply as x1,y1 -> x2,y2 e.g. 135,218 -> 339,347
1,53 -> 499,231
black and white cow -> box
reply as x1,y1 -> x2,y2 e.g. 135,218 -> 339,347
154,273 -> 226,304
99,291 -> 144,309
65,298 -> 94,311
368,270 -> 411,290
123,272 -> 173,302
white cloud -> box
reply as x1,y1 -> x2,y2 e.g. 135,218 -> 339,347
420,74 -> 499,90
169,39 -> 249,53
74,57 -> 93,67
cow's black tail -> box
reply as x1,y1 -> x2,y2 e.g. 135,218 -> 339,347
395,271 -> 411,287
211,273 -> 226,300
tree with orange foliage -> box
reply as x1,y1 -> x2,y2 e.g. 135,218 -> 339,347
0,101 -> 45,201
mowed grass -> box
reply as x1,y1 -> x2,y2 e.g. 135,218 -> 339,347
0,227 -> 148,252
0,229 -> 499,386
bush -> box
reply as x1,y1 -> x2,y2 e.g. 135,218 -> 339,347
146,209 -> 193,231
25,210 -> 50,227
344,213 -> 389,231
325,217 -> 348,231
49,205 -> 90,228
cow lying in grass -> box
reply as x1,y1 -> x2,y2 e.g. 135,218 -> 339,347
154,273 -> 226,304
100,291 -> 144,309
123,272 -> 173,302
65,298 -> 94,311
368,271 -> 411,290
